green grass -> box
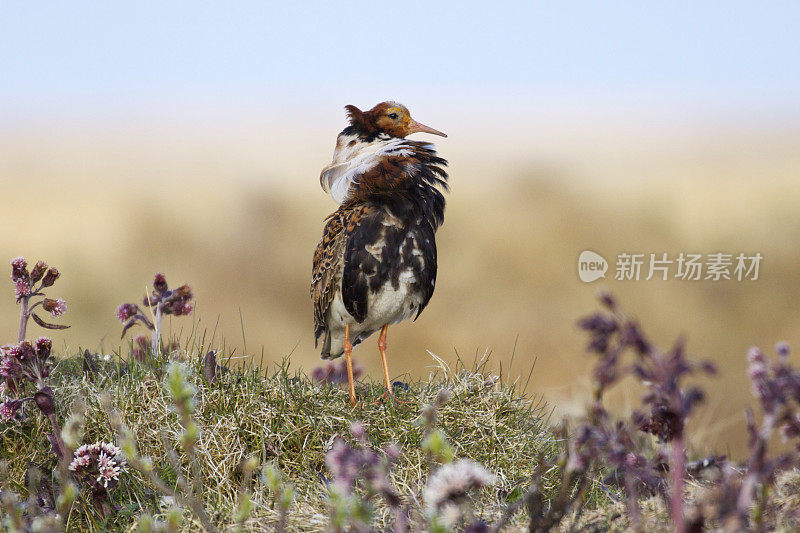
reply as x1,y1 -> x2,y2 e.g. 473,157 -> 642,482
1,346 -> 562,532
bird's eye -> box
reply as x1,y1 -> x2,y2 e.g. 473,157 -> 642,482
388,113 -> 398,120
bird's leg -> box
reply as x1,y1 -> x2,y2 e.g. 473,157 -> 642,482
343,323 -> 356,406
378,324 -> 394,399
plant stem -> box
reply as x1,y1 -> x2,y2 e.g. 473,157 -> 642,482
670,433 -> 686,533
48,412 -> 68,458
151,304 -> 162,355
18,296 -> 29,342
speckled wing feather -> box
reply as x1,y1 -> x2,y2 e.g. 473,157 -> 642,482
311,204 -> 372,345
341,207 -> 438,325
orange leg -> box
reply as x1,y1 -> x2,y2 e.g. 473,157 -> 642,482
343,323 -> 356,406
378,324 -> 394,398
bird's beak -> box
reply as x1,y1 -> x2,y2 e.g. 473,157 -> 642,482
407,119 -> 447,137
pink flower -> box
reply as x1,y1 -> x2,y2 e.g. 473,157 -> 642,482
0,399 -> 22,423
53,299 -> 66,316
69,454 -> 92,471
43,298 -> 67,317
10,257 -> 28,282
35,337 -> 52,358
97,463 -> 122,487
116,303 -> 137,323
100,442 -> 123,457
0,358 -> 16,378
7,342 -> 34,361
14,278 -> 31,301
69,441 -> 127,489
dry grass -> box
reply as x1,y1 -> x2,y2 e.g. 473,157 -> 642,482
3,346 -> 557,531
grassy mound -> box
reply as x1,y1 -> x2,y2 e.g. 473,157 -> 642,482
1,350 -> 556,531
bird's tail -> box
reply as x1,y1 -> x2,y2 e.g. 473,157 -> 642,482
319,329 -> 333,359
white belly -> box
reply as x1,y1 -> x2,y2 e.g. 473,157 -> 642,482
325,270 -> 421,357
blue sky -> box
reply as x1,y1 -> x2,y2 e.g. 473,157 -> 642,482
2,2 -> 799,116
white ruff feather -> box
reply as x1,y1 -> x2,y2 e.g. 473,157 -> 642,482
319,134 -> 417,204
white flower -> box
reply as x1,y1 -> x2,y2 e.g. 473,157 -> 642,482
423,459 -> 494,518
69,454 -> 92,471
69,440 -> 126,487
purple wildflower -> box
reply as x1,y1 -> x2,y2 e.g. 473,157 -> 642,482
311,359 -> 364,386
325,433 -> 401,508
153,273 -> 168,294
35,337 -> 52,358
0,356 -> 19,378
10,257 -> 27,281
174,301 -> 193,315
8,341 -> 34,361
132,335 -> 149,362
116,303 -> 138,322
0,398 -> 23,423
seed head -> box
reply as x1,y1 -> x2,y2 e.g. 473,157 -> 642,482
34,387 -> 55,416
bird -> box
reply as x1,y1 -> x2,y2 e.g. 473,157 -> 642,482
311,101 -> 449,405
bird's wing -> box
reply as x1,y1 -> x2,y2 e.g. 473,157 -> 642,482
341,210 -> 439,324
311,204 -> 372,340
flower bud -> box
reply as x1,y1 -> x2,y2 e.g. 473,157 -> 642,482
34,387 -> 55,416
41,267 -> 60,288
174,284 -> 192,298
153,273 -> 168,294
9,257 -> 28,282
30,261 -> 47,283
35,337 -> 52,360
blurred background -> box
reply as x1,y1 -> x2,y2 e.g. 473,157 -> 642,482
1,2 -> 799,458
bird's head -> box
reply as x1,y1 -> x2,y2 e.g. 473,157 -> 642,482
344,101 -> 447,139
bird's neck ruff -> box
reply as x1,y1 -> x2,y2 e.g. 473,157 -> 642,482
320,128 -> 449,228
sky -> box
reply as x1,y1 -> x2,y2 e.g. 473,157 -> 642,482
2,1 -> 799,120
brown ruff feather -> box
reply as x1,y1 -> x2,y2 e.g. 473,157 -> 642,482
311,203 -> 374,348
344,105 -> 378,136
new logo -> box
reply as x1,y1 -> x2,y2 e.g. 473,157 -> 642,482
578,251 -> 608,282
